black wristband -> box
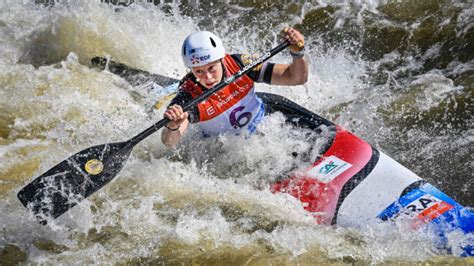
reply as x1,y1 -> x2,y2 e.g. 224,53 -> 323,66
165,124 -> 180,131
290,49 -> 305,59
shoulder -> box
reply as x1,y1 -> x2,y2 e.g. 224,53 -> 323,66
172,73 -> 195,100
228,53 -> 274,84
229,54 -> 256,68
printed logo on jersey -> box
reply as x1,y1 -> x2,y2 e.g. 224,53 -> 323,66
206,106 -> 216,116
241,54 -> 253,65
214,84 -> 252,109
241,54 -> 263,72
307,155 -> 352,183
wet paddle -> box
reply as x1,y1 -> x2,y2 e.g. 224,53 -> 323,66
91,56 -> 181,110
91,56 -> 178,88
17,41 -> 290,225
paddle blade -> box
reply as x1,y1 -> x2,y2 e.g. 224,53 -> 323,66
17,142 -> 132,224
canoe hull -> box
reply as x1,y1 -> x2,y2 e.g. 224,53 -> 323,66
259,92 -> 473,256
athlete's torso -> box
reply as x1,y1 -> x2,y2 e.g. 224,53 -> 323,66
170,54 -> 274,135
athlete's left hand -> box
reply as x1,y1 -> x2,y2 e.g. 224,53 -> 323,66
281,27 -> 305,53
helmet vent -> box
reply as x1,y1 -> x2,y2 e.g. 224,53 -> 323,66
210,37 -> 217,48
183,44 -> 187,55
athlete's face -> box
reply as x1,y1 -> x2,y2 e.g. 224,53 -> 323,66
191,60 -> 223,89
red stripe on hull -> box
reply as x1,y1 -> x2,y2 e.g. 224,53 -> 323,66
411,202 -> 454,229
271,127 -> 373,224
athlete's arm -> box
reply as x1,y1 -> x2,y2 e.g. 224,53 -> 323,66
160,87 -> 195,147
161,104 -> 189,148
271,27 -> 308,86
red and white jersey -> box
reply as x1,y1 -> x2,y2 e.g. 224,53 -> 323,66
171,54 -> 273,135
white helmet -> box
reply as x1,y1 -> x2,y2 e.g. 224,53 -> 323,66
181,31 -> 226,68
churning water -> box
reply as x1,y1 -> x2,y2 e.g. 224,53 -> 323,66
0,1 -> 472,264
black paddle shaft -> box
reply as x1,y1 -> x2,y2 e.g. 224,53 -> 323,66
17,41 -> 289,224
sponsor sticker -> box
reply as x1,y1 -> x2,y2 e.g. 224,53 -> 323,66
378,190 -> 454,229
403,194 -> 454,229
307,155 -> 352,183
189,47 -> 205,54
84,159 -> 104,175
191,54 -> 211,65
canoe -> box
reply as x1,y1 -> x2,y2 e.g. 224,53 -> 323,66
91,57 -> 473,256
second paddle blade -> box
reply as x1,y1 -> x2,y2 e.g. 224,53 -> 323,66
17,141 -> 132,225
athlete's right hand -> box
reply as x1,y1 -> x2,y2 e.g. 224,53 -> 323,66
281,27 -> 305,53
164,104 -> 188,130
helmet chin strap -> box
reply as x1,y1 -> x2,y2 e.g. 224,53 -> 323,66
221,60 -> 227,81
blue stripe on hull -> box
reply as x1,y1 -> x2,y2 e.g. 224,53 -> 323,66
378,183 -> 473,256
